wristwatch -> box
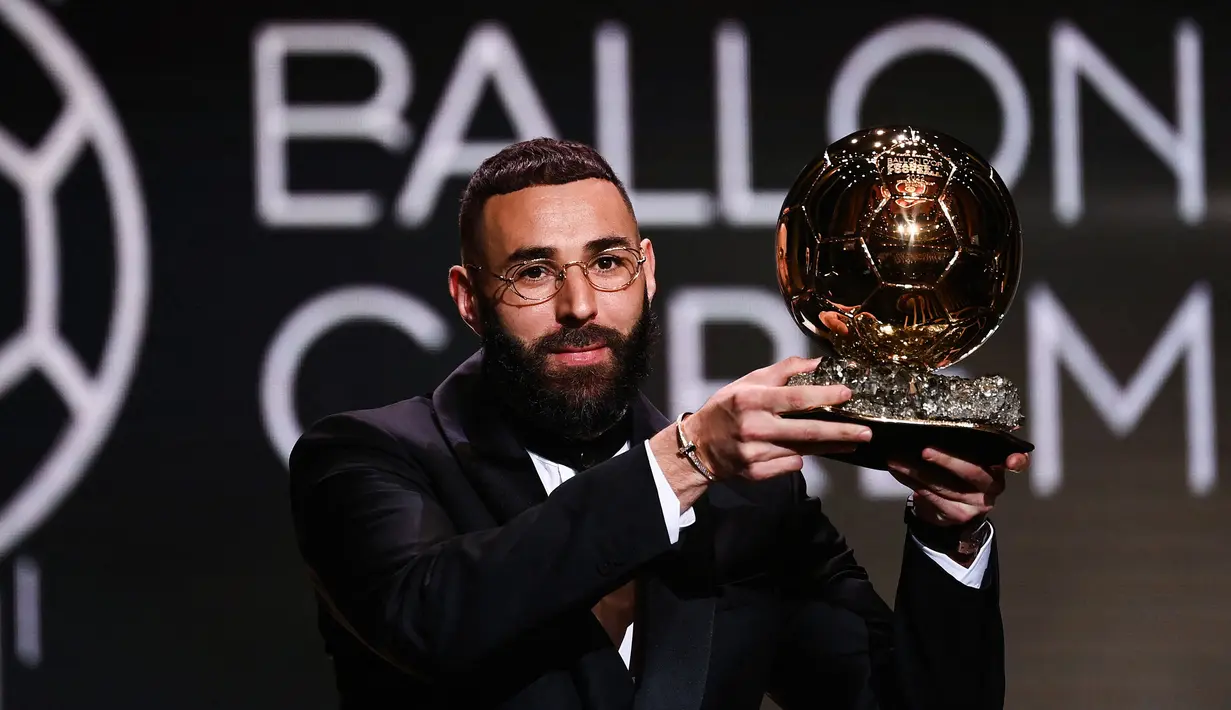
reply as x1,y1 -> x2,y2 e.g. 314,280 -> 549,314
903,496 -> 992,558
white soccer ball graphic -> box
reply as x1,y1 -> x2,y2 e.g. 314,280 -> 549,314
0,0 -> 148,559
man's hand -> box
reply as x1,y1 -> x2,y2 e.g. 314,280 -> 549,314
887,449 -> 1031,527
649,356 -> 874,511
592,580 -> 636,648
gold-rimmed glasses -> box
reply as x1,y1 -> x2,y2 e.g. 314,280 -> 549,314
466,246 -> 647,304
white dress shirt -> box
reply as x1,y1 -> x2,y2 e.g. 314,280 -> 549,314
526,439 -> 993,669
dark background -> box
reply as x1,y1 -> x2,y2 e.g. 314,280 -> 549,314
0,1 -> 1227,708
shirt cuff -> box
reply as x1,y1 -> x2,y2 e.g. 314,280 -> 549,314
911,522 -> 994,589
643,440 -> 696,544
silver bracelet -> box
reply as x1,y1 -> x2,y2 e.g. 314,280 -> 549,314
675,412 -> 716,482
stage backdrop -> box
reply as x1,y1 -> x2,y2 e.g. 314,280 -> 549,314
0,0 -> 1227,707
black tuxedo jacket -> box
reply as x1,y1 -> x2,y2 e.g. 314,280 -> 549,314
287,352 -> 1005,710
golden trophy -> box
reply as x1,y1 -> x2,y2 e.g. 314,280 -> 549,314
776,125 -> 1034,470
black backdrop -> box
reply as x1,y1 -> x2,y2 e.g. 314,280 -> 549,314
0,1 -> 1228,707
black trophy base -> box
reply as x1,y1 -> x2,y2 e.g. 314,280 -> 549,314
783,405 -> 1035,471
784,355 -> 1034,471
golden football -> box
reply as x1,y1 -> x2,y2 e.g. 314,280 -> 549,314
776,125 -> 1022,371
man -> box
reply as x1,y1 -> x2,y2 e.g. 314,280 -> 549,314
287,137 -> 1029,710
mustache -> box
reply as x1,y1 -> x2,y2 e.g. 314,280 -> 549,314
533,324 -> 624,353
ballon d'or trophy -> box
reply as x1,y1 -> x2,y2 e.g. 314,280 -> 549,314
776,125 -> 1034,470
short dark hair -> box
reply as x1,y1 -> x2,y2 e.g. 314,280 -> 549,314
458,137 -> 634,262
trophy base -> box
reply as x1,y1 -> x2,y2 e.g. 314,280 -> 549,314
784,406 -> 1034,471
785,356 -> 1034,471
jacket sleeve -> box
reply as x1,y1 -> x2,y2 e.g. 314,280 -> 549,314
286,411 -> 674,680
766,473 -> 1005,710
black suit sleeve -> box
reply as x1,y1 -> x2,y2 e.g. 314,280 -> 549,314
286,412 -> 674,679
767,473 -> 1004,710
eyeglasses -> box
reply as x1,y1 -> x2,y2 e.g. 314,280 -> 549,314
466,246 -> 647,304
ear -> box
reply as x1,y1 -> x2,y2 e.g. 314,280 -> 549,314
449,265 -> 482,336
640,237 -> 657,304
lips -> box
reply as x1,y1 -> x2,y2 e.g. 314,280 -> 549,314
552,343 -> 605,353
546,343 -> 612,367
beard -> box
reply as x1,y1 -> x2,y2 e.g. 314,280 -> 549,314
477,290 -> 659,442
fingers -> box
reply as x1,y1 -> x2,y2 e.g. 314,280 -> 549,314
887,453 -> 1005,509
734,443 -> 862,482
919,448 -> 999,492
760,383 -> 853,414
764,416 -> 872,444
886,463 -> 988,509
723,414 -> 866,481
727,413 -> 870,460
727,386 -> 871,464
734,440 -> 805,463
695,359 -> 877,484
745,455 -> 806,480
885,469 -> 989,526
1005,452 -> 1030,473
912,489 -> 987,526
745,356 -> 821,386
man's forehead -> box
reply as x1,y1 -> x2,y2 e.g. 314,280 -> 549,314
480,180 -> 637,263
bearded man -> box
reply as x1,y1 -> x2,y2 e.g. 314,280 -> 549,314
287,137 -> 1029,710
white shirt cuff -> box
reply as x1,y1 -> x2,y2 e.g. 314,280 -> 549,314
911,522 -> 994,589
643,440 -> 696,544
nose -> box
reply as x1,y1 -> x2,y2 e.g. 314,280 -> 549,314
553,263 -> 597,324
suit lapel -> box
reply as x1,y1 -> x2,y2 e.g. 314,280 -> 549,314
431,351 -> 548,525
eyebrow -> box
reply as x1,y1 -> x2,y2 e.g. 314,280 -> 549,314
502,234 -> 635,266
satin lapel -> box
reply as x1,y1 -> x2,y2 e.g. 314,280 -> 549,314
431,351 -> 548,525
629,390 -> 671,442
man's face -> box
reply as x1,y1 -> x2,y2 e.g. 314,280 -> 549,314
451,179 -> 659,439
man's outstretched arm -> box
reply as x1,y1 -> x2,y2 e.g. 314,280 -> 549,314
768,462 -> 1012,710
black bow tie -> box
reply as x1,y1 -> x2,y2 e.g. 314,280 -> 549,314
516,413 -> 633,471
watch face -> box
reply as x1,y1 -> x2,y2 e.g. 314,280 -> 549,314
956,520 -> 991,555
